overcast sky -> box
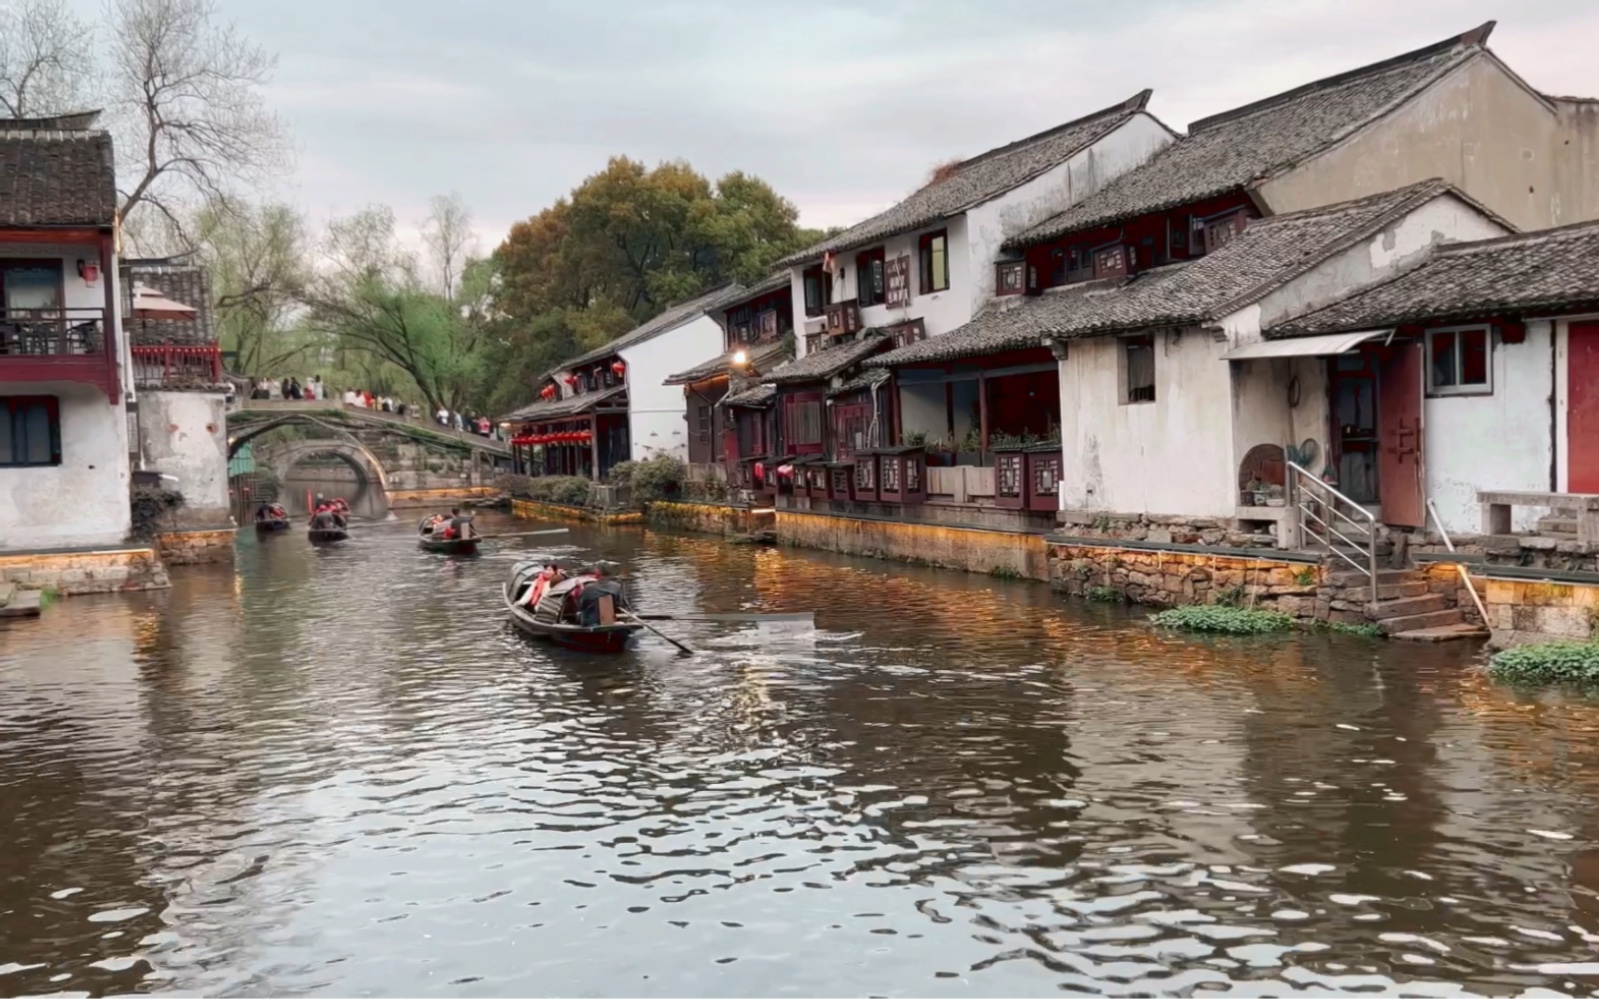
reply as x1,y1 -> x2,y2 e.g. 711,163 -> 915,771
132,0 -> 1599,253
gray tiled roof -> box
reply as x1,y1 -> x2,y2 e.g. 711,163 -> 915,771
1005,25 -> 1492,250
775,91 -> 1155,268
663,338 -> 791,386
502,384 -> 627,423
560,283 -> 748,370
763,332 -> 890,384
721,383 -> 776,409
827,367 -> 890,398
0,113 -> 117,227
721,270 -> 791,310
1267,219 -> 1599,338
871,180 -> 1474,366
124,259 -> 215,346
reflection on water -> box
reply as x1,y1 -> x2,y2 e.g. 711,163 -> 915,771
4,520 -> 1599,996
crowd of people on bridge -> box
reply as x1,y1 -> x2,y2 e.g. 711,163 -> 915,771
242,374 -> 504,441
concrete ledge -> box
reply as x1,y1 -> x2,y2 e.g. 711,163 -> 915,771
776,508 -> 1050,580
511,499 -> 643,525
779,501 -> 1053,538
1415,551 -> 1599,587
1046,534 -> 1321,564
0,546 -> 170,594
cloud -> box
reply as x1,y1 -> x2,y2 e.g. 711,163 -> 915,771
90,0 -> 1599,247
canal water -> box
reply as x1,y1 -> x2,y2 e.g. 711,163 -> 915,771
4,517 -> 1599,997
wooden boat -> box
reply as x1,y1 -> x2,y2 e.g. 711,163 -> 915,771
501,568 -> 641,654
308,526 -> 349,544
420,533 -> 478,555
255,517 -> 291,533
418,514 -> 479,556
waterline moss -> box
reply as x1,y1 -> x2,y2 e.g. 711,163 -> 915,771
1150,605 -> 1294,635
1488,641 -> 1599,686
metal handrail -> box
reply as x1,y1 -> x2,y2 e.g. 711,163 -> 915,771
1426,498 -> 1490,629
1287,461 -> 1379,604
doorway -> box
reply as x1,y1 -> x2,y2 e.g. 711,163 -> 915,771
1327,340 -> 1425,527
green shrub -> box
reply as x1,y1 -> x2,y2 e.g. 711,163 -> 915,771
631,454 -> 686,507
522,475 -> 593,507
1087,586 -> 1122,603
606,460 -> 638,489
1151,605 -> 1294,635
1488,641 -> 1599,685
1326,621 -> 1385,639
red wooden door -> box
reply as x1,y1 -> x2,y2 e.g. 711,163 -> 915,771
1569,322 -> 1599,493
1377,340 -> 1425,527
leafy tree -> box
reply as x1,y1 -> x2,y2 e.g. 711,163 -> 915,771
192,200 -> 311,376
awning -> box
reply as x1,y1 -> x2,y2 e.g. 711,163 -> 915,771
1223,330 -> 1386,360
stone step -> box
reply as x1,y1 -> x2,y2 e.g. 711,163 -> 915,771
1537,516 -> 1578,535
1369,594 -> 1450,620
1376,581 -> 1430,601
0,581 -> 12,608
1379,608 -> 1465,635
1327,568 -> 1418,588
0,589 -> 41,618
1390,623 -> 1491,643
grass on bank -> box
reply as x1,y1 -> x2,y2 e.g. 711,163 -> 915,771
1149,605 -> 1294,635
1488,640 -> 1599,686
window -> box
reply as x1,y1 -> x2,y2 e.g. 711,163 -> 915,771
696,403 -> 712,445
888,319 -> 926,348
0,396 -> 61,466
919,230 -> 949,293
1,260 -> 63,313
803,267 -> 832,317
1427,326 -> 1492,395
784,393 -> 823,449
728,304 -> 755,343
1123,335 -> 1155,404
996,260 -> 1025,296
857,247 -> 886,307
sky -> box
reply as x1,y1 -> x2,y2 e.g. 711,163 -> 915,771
87,0 -> 1599,254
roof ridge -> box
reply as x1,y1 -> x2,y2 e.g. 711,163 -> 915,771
1189,23 -> 1491,133
1436,216 -> 1599,255
954,89 -> 1152,172
0,109 -> 105,133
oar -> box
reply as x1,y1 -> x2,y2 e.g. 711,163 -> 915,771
622,611 -> 694,656
472,528 -> 570,541
631,612 -> 814,626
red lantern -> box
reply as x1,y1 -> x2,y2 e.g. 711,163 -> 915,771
563,374 -> 577,387
611,361 -> 626,377
540,384 -> 555,400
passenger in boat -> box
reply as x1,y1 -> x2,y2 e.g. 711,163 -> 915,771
575,562 -> 628,626
517,560 -> 568,607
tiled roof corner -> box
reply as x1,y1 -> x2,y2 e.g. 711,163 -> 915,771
559,282 -> 747,370
762,332 -> 891,384
775,91 -> 1154,268
0,114 -> 117,227
1266,217 -> 1599,338
1005,27 -> 1488,250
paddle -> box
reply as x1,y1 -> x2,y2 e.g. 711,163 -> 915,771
472,528 -> 571,541
622,611 -> 694,656
631,612 -> 814,626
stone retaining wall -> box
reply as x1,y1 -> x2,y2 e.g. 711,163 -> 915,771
388,486 -> 500,510
1477,576 -> 1599,648
775,510 -> 1050,580
510,499 -> 643,525
154,528 -> 237,566
0,548 -> 170,595
1047,542 -> 1330,617
648,501 -> 758,536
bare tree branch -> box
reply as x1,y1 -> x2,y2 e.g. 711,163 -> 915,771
421,193 -> 475,300
0,0 -> 97,117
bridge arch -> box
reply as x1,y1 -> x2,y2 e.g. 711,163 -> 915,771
227,415 -> 392,494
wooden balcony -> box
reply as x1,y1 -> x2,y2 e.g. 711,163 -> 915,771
0,307 -> 120,400
132,343 -> 223,387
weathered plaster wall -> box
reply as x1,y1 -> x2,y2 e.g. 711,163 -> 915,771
1552,97 -> 1599,225
1058,331 -> 1238,518
1426,322 -> 1553,534
0,381 -> 130,550
139,390 -> 231,528
1260,55 -> 1585,230
622,315 -> 724,461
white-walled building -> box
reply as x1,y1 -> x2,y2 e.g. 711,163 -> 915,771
503,285 -> 741,479
0,113 -> 132,551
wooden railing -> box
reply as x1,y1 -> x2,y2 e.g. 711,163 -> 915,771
132,342 -> 223,385
0,308 -> 107,356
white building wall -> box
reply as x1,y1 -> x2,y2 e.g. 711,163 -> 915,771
1058,330 -> 1239,517
1425,322 -> 1553,534
0,380 -> 131,550
620,315 -> 725,462
139,390 -> 233,528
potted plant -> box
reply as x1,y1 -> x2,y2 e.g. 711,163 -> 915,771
955,425 -> 987,466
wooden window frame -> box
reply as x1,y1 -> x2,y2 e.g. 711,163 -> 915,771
0,258 -> 67,314
0,395 -> 62,467
803,267 -> 831,318
784,392 -> 824,451
1425,324 -> 1493,397
1122,334 -> 1156,405
996,260 -> 1026,296
856,247 -> 886,308
918,230 -> 949,294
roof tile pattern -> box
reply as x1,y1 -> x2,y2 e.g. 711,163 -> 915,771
872,181 -> 1469,366
664,338 -> 791,386
561,283 -> 750,370
1267,220 -> 1599,338
504,384 -> 627,423
1007,29 -> 1486,249
763,332 -> 890,384
0,118 -> 117,227
777,92 -> 1153,267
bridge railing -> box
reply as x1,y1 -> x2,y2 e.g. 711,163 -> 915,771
231,398 -> 510,453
